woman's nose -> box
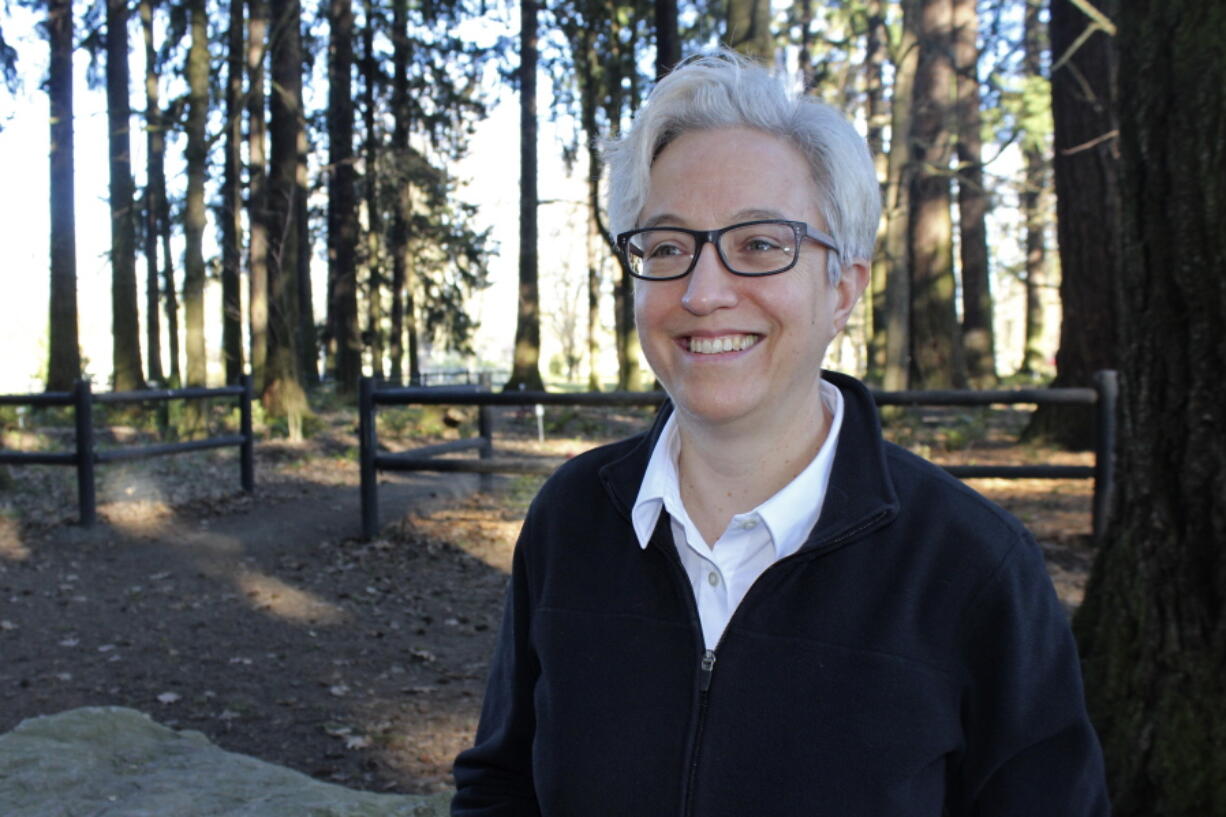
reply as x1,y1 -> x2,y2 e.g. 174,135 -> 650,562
680,243 -> 739,315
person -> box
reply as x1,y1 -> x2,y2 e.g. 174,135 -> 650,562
452,50 -> 1109,816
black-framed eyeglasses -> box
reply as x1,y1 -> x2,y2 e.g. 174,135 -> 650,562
615,219 -> 839,281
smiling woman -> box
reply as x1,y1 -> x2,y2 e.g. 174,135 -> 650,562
452,50 -> 1109,817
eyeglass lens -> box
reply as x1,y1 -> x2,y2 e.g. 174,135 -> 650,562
627,221 -> 799,279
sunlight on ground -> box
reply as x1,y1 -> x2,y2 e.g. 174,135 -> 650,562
232,567 -> 351,626
0,516 -> 30,561
351,693 -> 482,793
103,511 -> 352,626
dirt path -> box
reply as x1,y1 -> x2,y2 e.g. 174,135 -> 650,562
1,467 -> 508,794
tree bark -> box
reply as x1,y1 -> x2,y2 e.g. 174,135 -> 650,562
505,0 -> 545,392
1074,4 -> 1226,814
907,0 -> 964,389
328,0 -> 360,392
1017,0 -> 1048,378
725,0 -> 772,61
879,0 -> 920,392
952,0 -> 994,386
362,12 -> 383,383
1023,0 -> 1120,447
296,113 -> 317,386
46,0 -> 80,392
247,0 -> 270,393
107,0 -> 145,391
654,0 -> 679,79
139,0 -> 164,385
183,0 -> 208,392
864,0 -> 888,383
388,0 -> 408,384
266,0 -> 308,436
222,0 -> 245,384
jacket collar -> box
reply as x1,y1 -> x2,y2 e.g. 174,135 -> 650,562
598,370 -> 899,552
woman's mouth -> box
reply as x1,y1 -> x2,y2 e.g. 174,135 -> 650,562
686,333 -> 760,354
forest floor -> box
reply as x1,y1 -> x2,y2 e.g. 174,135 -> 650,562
0,398 -> 1098,795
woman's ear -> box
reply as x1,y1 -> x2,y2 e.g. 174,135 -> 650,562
831,259 -> 869,334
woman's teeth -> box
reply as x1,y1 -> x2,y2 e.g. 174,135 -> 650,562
688,334 -> 759,354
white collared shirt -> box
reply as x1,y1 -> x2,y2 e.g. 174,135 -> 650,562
631,380 -> 844,649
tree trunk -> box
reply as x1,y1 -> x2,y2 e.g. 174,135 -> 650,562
505,0 -> 545,392
107,0 -> 145,392
183,0 -> 208,393
247,0 -> 270,393
907,0 -> 964,389
362,14 -> 383,383
222,0 -> 245,384
139,0 -> 163,385
1018,0 -> 1048,377
266,0 -> 308,436
1074,4 -> 1226,815
879,0 -> 920,392
388,0 -> 408,385
328,0 -> 359,392
864,0 -> 888,383
1023,0 -> 1120,447
46,0 -> 80,392
654,0 -> 679,79
952,0 -> 994,386
296,116 -> 317,387
725,0 -> 772,61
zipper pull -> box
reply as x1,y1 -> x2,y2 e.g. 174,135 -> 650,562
699,649 -> 716,692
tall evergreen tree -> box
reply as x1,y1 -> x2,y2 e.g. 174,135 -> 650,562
46,0 -> 80,391
265,0 -> 309,435
908,0 -> 965,388
1024,0 -> 1120,446
1017,0 -> 1048,377
361,6 -> 383,383
247,0 -> 270,392
953,0 -> 994,385
879,0 -> 920,391
139,0 -> 164,384
222,0 -> 245,384
183,0 -> 209,392
107,0 -> 145,391
1074,3 -> 1226,813
388,0 -> 412,384
505,0 -> 545,391
327,0 -> 360,392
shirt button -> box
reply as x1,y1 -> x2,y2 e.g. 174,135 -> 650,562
741,518 -> 758,530
707,572 -> 719,587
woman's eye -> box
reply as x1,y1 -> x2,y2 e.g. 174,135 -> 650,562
743,237 -> 783,253
647,242 -> 686,258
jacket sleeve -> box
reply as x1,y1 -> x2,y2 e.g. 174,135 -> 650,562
451,520 -> 543,817
951,532 -> 1111,816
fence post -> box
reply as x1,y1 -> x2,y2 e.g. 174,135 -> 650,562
1092,369 -> 1119,541
359,376 -> 378,540
478,372 -> 494,491
239,375 -> 255,492
73,379 -> 96,527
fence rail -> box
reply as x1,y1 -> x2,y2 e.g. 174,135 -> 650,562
0,377 -> 255,526
358,370 -> 1118,542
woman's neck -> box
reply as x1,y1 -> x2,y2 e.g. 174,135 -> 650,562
675,390 -> 830,547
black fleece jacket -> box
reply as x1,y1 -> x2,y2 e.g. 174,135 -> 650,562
452,371 -> 1109,817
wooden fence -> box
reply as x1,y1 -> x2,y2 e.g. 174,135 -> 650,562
0,377 -> 255,526
358,371 -> 1118,542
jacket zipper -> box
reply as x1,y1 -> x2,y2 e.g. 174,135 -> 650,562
670,508 -> 891,817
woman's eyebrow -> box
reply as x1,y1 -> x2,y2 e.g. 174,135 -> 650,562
638,208 -> 787,230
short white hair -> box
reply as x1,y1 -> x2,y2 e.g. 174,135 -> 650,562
603,50 -> 880,284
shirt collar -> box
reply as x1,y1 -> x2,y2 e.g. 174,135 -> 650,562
631,379 -> 844,558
